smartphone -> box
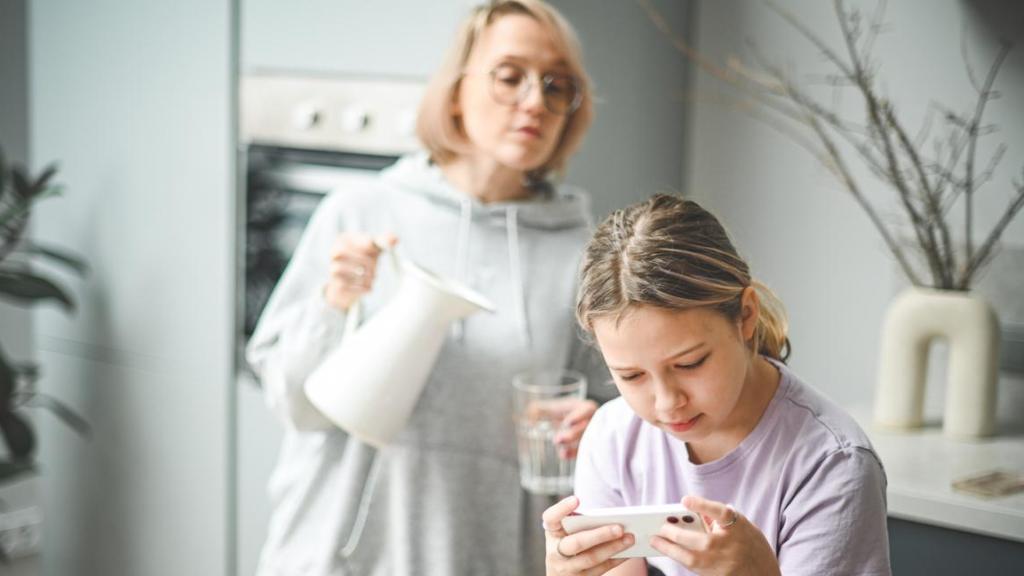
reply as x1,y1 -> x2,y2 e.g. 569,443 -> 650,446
561,503 -> 707,558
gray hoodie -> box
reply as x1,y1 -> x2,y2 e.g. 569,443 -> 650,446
247,153 -> 614,576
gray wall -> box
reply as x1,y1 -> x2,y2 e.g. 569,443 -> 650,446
689,0 -> 1024,572
0,2 -> 37,573
242,0 -> 469,77
552,0 -> 693,219
30,1 -> 237,574
0,0 -> 31,360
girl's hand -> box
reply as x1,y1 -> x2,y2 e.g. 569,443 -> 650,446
542,495 -> 634,576
323,233 -> 397,311
553,399 -> 598,459
650,495 -> 780,576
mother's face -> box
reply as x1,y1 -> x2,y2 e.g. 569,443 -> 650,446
454,14 -> 573,172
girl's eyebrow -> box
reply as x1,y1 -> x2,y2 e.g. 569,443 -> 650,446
608,343 -> 706,371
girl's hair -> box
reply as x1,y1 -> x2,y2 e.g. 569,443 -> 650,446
415,0 -> 594,181
576,194 -> 791,362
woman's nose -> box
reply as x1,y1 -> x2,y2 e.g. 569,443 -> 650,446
519,79 -> 546,113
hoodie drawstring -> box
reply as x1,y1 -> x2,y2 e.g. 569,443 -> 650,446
506,207 -> 532,349
452,197 -> 473,341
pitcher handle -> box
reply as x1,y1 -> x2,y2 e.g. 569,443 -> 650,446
342,239 -> 403,338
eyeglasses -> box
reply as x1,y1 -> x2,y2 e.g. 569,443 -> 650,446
465,63 -> 582,116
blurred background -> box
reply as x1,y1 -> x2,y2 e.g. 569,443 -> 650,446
1,1 -> 1022,574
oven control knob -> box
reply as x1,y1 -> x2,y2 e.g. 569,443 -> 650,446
291,105 -> 322,130
340,107 -> 370,133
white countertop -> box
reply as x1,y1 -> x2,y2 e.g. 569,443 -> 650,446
852,408 -> 1024,543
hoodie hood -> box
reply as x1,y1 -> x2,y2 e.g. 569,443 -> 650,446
380,152 -> 593,230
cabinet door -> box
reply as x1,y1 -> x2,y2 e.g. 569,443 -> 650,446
31,1 -> 236,575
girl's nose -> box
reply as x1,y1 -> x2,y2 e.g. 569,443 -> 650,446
653,378 -> 687,415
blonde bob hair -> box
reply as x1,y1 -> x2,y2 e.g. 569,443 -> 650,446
416,0 -> 595,181
577,194 -> 791,362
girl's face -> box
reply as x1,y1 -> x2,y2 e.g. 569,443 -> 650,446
454,14 -> 572,172
592,293 -> 761,449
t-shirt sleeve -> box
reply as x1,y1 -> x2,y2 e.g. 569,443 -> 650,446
573,400 -> 627,510
778,447 -> 891,576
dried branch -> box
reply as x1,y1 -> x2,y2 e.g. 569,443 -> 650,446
963,41 -> 1011,265
637,0 -> 1022,290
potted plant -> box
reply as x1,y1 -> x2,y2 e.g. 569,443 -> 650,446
0,146 -> 90,488
637,0 -> 1024,437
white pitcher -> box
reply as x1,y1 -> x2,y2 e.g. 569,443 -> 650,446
304,252 -> 494,448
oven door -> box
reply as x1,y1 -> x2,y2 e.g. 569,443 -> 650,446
242,144 -> 398,340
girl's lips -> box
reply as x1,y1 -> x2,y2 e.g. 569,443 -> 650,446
516,127 -> 541,138
665,414 -> 702,433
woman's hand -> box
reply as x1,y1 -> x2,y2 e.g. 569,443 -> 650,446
542,495 -> 634,576
323,233 -> 397,311
650,495 -> 780,576
553,399 -> 598,459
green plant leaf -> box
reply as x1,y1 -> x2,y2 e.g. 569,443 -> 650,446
15,241 -> 89,276
11,163 -> 58,200
0,460 -> 36,485
0,412 -> 35,460
0,350 -> 14,413
0,268 -> 75,311
24,393 -> 91,437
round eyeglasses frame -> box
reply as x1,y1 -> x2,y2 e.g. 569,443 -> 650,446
463,63 -> 582,116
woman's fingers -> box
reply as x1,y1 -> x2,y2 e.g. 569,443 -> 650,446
553,399 -> 597,454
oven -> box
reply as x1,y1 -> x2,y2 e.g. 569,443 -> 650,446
233,73 -> 424,575
238,74 -> 424,359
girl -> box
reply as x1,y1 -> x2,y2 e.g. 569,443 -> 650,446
542,194 -> 891,576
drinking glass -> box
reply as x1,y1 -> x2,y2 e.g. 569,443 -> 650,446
513,369 -> 587,495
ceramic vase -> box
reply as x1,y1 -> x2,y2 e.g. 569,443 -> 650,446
874,287 -> 1000,438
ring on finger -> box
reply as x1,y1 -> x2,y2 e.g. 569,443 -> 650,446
555,538 -> 574,560
719,506 -> 738,528
353,265 -> 367,278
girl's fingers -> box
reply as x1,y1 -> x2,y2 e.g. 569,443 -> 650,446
558,524 -> 624,558
650,535 -> 698,568
577,551 -> 631,576
656,522 -> 706,549
541,495 -> 579,536
682,495 -> 735,529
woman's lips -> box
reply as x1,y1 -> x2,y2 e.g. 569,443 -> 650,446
664,414 -> 702,433
516,126 -> 541,138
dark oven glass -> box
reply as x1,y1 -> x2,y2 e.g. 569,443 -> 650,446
243,144 -> 398,338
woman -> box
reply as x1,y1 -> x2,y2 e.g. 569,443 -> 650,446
542,195 -> 891,576
247,2 -> 614,574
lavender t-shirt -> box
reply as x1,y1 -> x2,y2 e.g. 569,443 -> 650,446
573,361 -> 891,576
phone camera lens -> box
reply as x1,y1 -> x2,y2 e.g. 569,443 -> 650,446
682,515 -> 694,523
666,516 -> 679,524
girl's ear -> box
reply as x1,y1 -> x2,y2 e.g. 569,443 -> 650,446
739,286 -> 760,343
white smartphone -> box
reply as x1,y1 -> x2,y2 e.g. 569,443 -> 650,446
561,503 -> 707,558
